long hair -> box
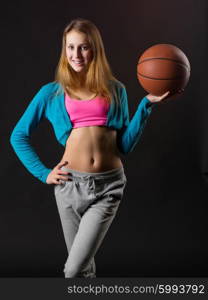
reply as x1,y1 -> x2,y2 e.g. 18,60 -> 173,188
55,18 -> 119,105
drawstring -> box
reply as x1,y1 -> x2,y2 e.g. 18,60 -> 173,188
73,176 -> 96,192
88,178 -> 95,192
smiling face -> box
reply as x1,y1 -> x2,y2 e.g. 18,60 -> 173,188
65,30 -> 93,73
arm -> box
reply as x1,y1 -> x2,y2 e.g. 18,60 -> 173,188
117,86 -> 155,154
10,85 -> 52,183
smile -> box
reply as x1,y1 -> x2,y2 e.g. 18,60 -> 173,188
72,60 -> 84,65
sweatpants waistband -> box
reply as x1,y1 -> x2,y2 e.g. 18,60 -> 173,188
60,166 -> 125,181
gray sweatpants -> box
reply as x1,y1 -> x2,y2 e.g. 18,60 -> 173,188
54,165 -> 127,278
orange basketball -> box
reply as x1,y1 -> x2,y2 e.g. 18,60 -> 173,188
137,44 -> 191,96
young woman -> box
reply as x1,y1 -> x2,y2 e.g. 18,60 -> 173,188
10,18 -> 171,278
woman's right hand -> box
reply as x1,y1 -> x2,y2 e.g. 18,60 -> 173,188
46,161 -> 71,185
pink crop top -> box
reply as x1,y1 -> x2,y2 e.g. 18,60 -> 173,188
65,93 -> 110,128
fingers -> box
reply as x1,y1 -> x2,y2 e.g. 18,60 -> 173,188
57,161 -> 72,176
160,91 -> 170,100
59,175 -> 71,180
56,161 -> 70,175
48,161 -> 73,185
177,88 -> 184,94
59,170 -> 71,175
148,88 -> 184,103
57,161 -> 68,169
54,175 -> 72,185
164,91 -> 170,97
54,180 -> 64,185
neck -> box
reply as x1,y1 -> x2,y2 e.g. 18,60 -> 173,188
74,71 -> 87,88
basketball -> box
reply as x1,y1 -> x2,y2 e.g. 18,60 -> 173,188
137,44 -> 191,96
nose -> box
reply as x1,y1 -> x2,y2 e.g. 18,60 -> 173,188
74,47 -> 82,59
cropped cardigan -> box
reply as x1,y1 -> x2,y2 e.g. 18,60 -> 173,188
10,80 -> 154,183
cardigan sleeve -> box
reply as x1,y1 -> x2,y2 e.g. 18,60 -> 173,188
10,85 -> 52,183
117,86 -> 155,154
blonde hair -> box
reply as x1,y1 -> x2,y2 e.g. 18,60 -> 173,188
55,18 -> 119,105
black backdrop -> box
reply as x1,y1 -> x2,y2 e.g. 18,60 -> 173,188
3,0 -> 208,277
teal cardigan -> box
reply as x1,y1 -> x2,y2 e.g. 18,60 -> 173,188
10,80 -> 154,183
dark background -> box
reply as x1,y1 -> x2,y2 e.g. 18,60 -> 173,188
3,0 -> 208,277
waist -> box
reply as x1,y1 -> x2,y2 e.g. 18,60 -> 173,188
60,165 -> 125,182
60,155 -> 122,173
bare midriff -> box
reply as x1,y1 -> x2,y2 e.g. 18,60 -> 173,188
60,126 -> 123,172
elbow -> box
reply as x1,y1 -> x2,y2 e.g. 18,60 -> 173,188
10,131 -> 16,148
9,129 -> 24,150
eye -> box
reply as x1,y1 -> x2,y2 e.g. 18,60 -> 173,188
81,45 -> 90,51
68,45 -> 74,50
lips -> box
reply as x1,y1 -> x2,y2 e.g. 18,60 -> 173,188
72,60 -> 84,65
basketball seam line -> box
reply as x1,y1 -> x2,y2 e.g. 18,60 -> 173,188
137,72 -> 187,80
137,57 -> 190,70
